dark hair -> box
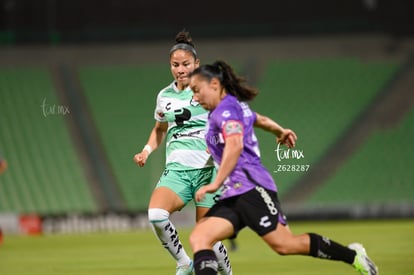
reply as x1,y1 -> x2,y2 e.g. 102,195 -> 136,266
190,60 -> 258,101
169,29 -> 197,59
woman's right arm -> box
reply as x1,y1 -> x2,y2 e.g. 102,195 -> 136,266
133,121 -> 168,167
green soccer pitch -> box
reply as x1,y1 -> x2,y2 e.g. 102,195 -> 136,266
0,220 -> 413,275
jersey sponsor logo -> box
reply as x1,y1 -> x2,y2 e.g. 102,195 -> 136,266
209,135 -> 219,145
165,102 -> 172,111
259,216 -> 272,228
222,110 -> 231,118
172,129 -> 203,139
208,133 -> 224,146
223,120 -> 243,137
255,186 -> 278,215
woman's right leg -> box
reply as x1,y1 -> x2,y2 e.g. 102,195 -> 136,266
261,223 -> 378,274
148,186 -> 193,273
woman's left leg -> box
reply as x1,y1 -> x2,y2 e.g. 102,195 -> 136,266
196,207 -> 232,275
190,216 -> 234,275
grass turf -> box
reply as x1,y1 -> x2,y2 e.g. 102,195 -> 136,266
0,219 -> 413,274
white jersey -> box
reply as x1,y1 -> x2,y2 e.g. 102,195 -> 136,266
154,81 -> 213,170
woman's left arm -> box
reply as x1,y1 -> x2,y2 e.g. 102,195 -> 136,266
254,112 -> 297,148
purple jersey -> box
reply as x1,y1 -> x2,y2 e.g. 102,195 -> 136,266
206,94 -> 277,199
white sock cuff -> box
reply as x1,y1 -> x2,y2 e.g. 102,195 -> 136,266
148,208 -> 170,223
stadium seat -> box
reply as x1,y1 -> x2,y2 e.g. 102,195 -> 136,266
252,58 -> 398,198
78,64 -> 171,210
307,106 -> 414,206
0,68 -> 97,214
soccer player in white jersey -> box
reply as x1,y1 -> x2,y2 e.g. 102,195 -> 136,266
133,30 -> 232,275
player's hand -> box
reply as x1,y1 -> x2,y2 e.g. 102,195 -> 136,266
133,151 -> 149,167
277,129 -> 297,148
195,183 -> 219,202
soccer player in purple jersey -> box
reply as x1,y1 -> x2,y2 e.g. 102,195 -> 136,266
187,60 -> 379,275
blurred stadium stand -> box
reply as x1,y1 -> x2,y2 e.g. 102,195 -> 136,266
0,0 -> 413,44
0,68 -> 97,214
252,58 -> 399,197
78,65 -> 171,210
0,1 -> 414,227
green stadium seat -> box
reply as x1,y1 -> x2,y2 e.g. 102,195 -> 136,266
78,64 -> 171,210
0,68 -> 97,214
307,106 -> 414,206
251,58 -> 398,198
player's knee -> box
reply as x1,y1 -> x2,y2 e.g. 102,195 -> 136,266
268,239 -> 290,255
148,208 -> 169,223
189,230 -> 200,247
189,229 -> 209,250
273,246 -> 290,255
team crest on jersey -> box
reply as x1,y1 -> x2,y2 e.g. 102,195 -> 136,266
233,182 -> 242,189
190,98 -> 200,106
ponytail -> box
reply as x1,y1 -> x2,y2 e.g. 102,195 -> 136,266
191,60 -> 258,101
